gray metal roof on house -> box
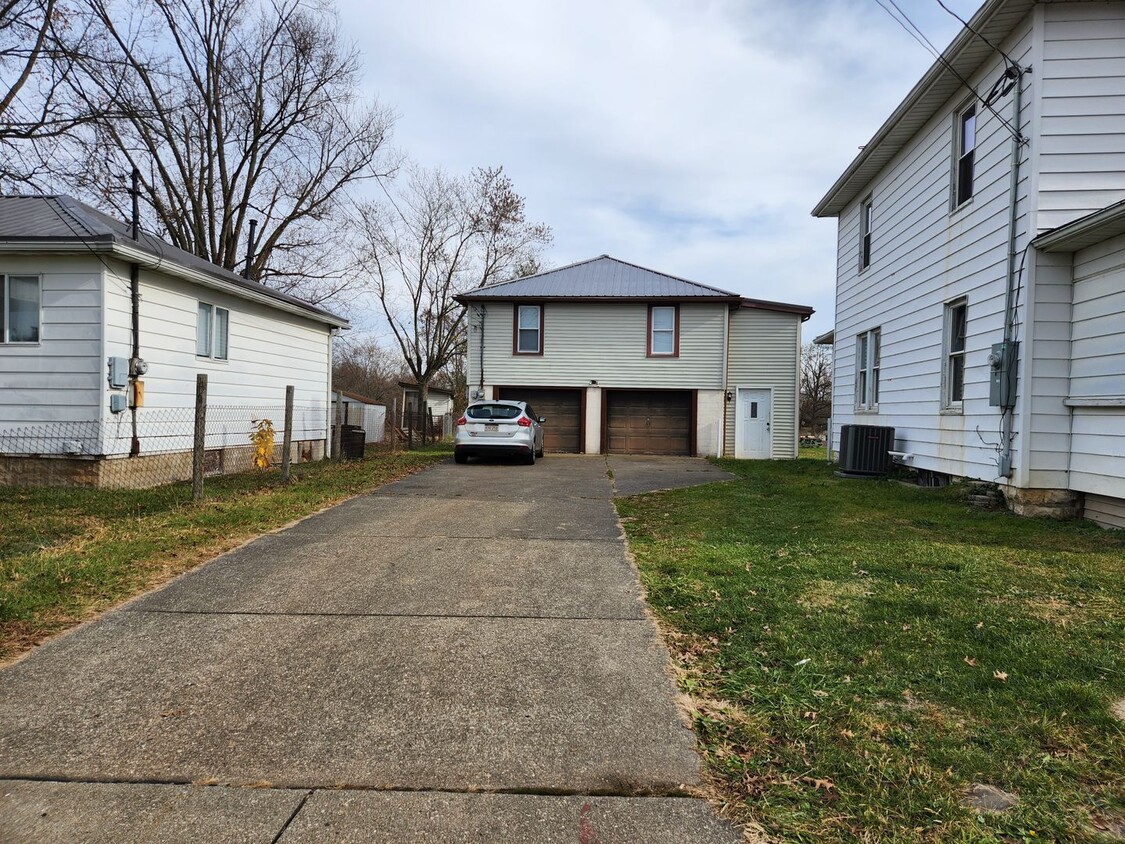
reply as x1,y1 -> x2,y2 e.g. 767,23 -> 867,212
0,194 -> 348,327
812,0 -> 1035,218
457,255 -> 742,302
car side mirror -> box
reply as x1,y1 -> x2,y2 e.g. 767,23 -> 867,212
538,417 -> 547,424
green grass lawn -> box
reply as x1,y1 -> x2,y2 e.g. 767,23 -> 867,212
0,449 -> 446,662
617,457 -> 1125,843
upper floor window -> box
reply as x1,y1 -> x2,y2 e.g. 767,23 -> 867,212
943,299 -> 967,409
859,196 -> 874,271
2,275 -> 40,343
514,304 -> 542,354
648,305 -> 678,357
954,103 -> 976,207
197,302 -> 229,360
855,327 -> 880,410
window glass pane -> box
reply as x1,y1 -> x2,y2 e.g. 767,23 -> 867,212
517,328 -> 539,353
197,303 -> 212,356
518,306 -> 539,329
214,307 -> 229,360
651,331 -> 673,354
951,305 -> 967,353
962,108 -> 976,153
8,276 -> 40,342
951,357 -> 964,402
652,307 -> 675,330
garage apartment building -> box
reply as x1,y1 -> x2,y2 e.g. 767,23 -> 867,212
456,256 -> 813,458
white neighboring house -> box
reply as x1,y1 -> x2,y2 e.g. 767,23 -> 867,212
335,390 -> 387,444
0,194 -> 348,486
456,255 -> 813,458
813,0 -> 1125,527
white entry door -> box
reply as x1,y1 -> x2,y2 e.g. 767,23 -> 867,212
737,389 -> 771,459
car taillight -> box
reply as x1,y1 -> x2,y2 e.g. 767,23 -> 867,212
517,417 -> 532,427
455,416 -> 466,426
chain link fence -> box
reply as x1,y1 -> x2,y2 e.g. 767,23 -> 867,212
0,401 -> 329,490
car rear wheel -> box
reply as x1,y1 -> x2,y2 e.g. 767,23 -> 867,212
525,449 -> 536,466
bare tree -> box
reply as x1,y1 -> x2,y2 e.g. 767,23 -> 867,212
358,163 -> 550,433
7,0 -> 394,301
800,342 -> 833,435
332,336 -> 406,408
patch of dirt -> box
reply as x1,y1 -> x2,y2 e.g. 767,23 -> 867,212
962,783 -> 1018,814
1091,813 -> 1125,840
1111,698 -> 1125,723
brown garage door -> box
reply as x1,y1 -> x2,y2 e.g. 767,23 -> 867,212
497,387 -> 582,452
605,390 -> 692,455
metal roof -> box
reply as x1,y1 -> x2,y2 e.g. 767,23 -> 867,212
812,0 -> 1037,218
0,194 -> 349,327
457,255 -> 743,302
1032,199 -> 1125,253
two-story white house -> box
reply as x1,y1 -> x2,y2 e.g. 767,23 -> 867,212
456,255 -> 813,459
0,195 -> 348,486
813,0 -> 1125,527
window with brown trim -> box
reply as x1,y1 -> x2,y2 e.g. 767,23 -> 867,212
647,304 -> 679,357
513,304 -> 543,354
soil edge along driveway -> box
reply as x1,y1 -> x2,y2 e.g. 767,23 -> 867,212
0,455 -> 741,843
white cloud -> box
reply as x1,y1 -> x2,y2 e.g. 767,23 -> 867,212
337,0 -> 983,342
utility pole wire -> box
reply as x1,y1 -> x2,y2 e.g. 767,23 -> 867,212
934,0 -> 1018,69
872,0 -> 1024,143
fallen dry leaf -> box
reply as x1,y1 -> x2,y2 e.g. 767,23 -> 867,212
964,656 -> 980,667
993,671 -> 1009,682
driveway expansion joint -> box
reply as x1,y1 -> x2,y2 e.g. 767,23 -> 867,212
123,608 -> 651,622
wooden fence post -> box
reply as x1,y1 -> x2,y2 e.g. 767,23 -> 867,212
332,390 -> 343,460
281,385 -> 294,482
192,373 -> 207,502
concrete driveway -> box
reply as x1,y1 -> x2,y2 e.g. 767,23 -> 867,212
0,454 -> 739,843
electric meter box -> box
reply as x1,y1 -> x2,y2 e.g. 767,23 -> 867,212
989,341 -> 1018,407
107,356 -> 129,389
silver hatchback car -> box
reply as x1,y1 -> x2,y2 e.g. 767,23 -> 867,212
454,400 -> 545,465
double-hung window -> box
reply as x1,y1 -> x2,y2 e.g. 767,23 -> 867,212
855,328 -> 880,410
648,305 -> 678,357
954,103 -> 976,207
2,274 -> 41,343
197,302 -> 229,360
859,196 -> 874,271
943,300 -> 967,409
514,304 -> 542,354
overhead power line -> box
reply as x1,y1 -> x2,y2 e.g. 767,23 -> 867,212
871,0 -> 1024,143
934,0 -> 1018,69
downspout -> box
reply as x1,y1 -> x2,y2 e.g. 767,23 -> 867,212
998,66 -> 1029,479
477,304 -> 486,394
129,168 -> 142,456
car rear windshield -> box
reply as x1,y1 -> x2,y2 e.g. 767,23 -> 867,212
466,404 -> 523,420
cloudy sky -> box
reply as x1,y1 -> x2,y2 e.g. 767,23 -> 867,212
337,0 -> 983,343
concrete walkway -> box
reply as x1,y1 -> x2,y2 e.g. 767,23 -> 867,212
0,455 -> 739,843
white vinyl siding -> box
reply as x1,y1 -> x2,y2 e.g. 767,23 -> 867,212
470,301 -> 727,390
1037,3 -> 1125,232
0,255 -> 102,430
1066,231 -> 1125,504
102,261 -> 331,411
723,308 -> 800,459
828,17 -> 1034,483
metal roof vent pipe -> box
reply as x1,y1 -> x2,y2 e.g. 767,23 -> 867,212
243,219 -> 259,280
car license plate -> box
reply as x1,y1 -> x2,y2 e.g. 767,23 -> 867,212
485,423 -> 499,431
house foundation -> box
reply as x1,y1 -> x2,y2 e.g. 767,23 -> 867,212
1002,487 -> 1083,520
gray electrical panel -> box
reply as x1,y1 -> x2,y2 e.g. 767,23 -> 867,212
107,356 -> 129,389
110,394 -> 127,414
988,341 -> 1018,407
